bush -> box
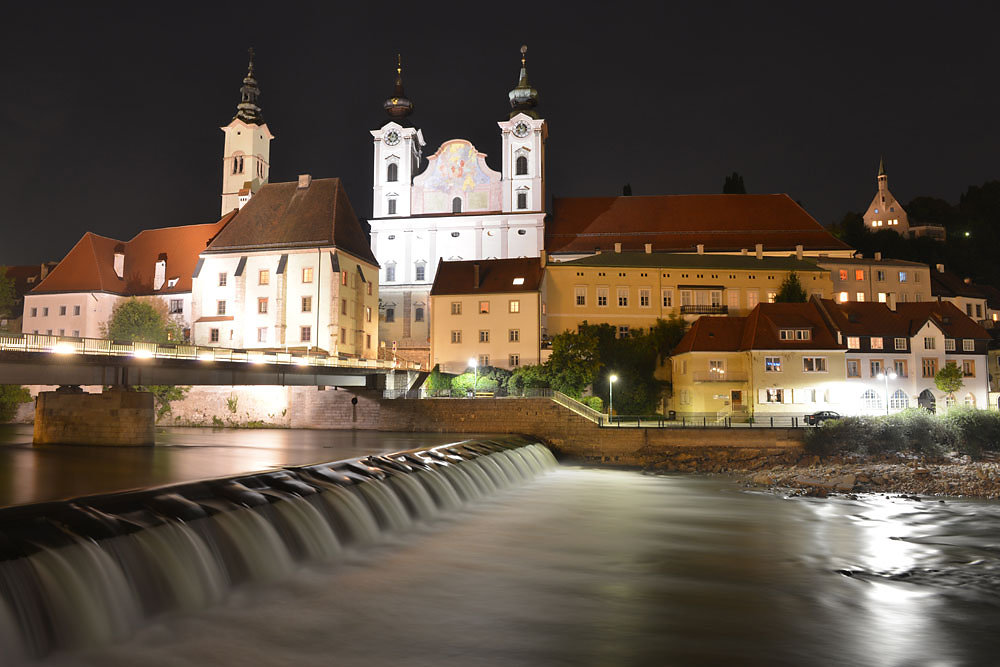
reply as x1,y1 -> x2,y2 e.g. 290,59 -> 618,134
0,385 -> 31,422
943,408 -> 1000,458
804,409 -> 978,459
584,396 -> 604,412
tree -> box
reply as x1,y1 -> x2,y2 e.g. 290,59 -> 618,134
775,272 -> 808,303
544,324 -> 605,398
0,385 -> 31,422
647,315 -> 687,359
723,172 -> 746,194
424,364 -> 453,396
934,362 -> 965,405
0,267 -> 15,319
102,297 -> 182,343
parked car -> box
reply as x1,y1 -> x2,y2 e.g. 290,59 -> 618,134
805,410 -> 841,426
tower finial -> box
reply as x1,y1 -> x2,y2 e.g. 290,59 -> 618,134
384,54 -> 414,120
878,156 -> 886,178
508,44 -> 539,119
234,47 -> 263,123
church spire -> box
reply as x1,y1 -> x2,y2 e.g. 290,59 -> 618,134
877,156 -> 886,178
234,47 -> 263,124
383,54 -> 414,121
508,44 -> 539,119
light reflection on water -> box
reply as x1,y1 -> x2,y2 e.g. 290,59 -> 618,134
31,467 -> 1000,667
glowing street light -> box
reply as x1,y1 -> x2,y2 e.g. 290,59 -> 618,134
609,374 -> 618,420
469,357 -> 478,398
875,369 -> 898,415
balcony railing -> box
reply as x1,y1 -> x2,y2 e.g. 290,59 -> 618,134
691,370 -> 748,382
680,305 -> 728,315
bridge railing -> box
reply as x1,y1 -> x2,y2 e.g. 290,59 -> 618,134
0,332 -> 419,371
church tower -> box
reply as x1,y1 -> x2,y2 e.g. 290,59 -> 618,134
862,157 -> 909,236
221,49 -> 274,216
498,45 -> 547,213
371,55 -> 425,220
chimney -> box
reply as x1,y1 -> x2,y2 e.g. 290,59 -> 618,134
297,174 -> 312,189
755,243 -> 763,260
874,252 -> 882,261
539,250 -> 547,267
696,244 -> 704,255
644,243 -> 652,254
740,248 -> 747,256
473,263 -> 480,289
795,244 -> 803,260
113,244 -> 125,280
614,242 -> 622,253
936,263 -> 945,273
855,253 -> 863,259
153,253 -> 167,291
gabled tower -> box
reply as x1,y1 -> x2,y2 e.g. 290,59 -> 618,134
862,157 -> 909,236
498,45 -> 547,213
371,55 -> 425,219
221,48 -> 274,216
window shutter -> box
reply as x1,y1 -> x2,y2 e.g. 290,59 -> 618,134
793,389 -> 806,404
782,389 -> 793,404
758,389 -> 768,403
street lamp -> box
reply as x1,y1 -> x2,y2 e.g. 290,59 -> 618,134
875,369 -> 898,415
608,374 -> 618,420
468,357 -> 478,398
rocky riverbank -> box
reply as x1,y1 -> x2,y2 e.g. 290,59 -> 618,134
732,454 -> 1000,500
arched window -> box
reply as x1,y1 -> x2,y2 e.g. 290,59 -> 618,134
964,393 -> 976,407
452,197 -> 462,213
387,163 -> 398,182
387,198 -> 397,215
889,389 -> 908,411
233,155 -> 244,174
515,155 -> 528,176
385,262 -> 396,283
945,394 -> 956,408
861,389 -> 882,411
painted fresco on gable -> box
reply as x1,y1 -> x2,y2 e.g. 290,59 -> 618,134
421,140 -> 495,193
412,139 -> 502,214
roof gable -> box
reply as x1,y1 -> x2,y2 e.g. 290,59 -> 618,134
430,257 -> 543,296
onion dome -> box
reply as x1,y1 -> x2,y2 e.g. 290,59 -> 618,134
383,54 -> 414,120
234,47 -> 263,124
508,45 -> 539,119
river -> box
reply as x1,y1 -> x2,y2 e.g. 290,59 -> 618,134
2,428 -> 1000,665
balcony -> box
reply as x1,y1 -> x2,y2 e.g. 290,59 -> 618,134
680,304 -> 729,315
692,370 -> 748,382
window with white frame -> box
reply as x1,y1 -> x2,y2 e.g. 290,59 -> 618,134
870,359 -> 882,377
575,286 -> 586,306
847,359 -> 860,377
617,288 -> 629,307
889,389 -> 908,410
662,289 -> 673,308
509,353 -> 520,367
300,326 -> 311,343
923,337 -> 935,349
451,330 -> 462,343
765,389 -> 784,403
846,336 -> 860,349
894,337 -> 907,350
945,338 -> 955,351
764,356 -> 782,372
415,263 -> 426,281
639,288 -> 651,307
218,273 -> 227,287
257,327 -> 267,343
617,325 -> 630,338
963,339 -> 975,352
862,389 -> 882,410
870,337 -> 883,349
509,329 -> 520,342
217,301 -> 226,316
894,360 -> 908,377
680,290 -> 692,307
451,302 -> 462,315
803,357 -> 827,372
746,290 -> 759,308
479,330 -> 489,343
597,287 -> 609,307
727,290 -> 739,309
385,263 -> 396,282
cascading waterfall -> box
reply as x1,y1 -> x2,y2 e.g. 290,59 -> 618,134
0,438 -> 556,662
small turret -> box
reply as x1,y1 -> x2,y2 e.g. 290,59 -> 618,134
508,45 -> 539,119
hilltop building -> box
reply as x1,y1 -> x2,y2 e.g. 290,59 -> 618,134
862,158 -> 909,235
191,176 -> 379,358
369,48 -> 547,366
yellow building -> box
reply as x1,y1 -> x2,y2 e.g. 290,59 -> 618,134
543,250 -> 834,340
671,302 -> 847,420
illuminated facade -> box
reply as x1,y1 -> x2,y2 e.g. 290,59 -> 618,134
220,49 -> 273,216
369,49 -> 547,364
862,158 -> 910,235
816,254 -> 931,306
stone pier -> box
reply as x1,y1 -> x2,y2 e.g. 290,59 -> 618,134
33,389 -> 155,446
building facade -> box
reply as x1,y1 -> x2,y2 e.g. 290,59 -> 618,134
816,254 -> 931,306
429,257 -> 543,374
543,249 -> 834,340
192,176 -> 379,358
862,158 -> 910,235
369,49 -> 547,364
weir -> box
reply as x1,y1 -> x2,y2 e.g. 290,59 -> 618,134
0,437 -> 557,662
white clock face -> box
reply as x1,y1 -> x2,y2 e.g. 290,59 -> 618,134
513,122 -> 530,138
385,130 -> 401,146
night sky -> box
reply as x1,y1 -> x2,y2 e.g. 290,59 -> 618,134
2,1 -> 997,266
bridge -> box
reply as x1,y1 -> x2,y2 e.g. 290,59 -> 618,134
0,333 -> 425,446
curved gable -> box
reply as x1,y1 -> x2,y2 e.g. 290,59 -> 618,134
412,139 -> 501,214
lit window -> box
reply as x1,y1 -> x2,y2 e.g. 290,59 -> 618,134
847,336 -> 860,349
341,271 -> 348,286
258,298 -> 268,314
963,339 -> 975,352
365,306 -> 372,323
302,296 -> 312,313
302,267 -> 314,283
765,389 -> 784,403
839,269 -> 848,281
259,269 -> 270,285
855,269 -> 865,281
509,300 -> 520,313
899,271 -> 908,283
878,292 -> 887,303
838,292 -> 849,303
861,389 -> 882,410
803,357 -> 827,372
766,291 -> 777,304
513,277 -> 525,286
480,301 -> 490,314
870,337 -> 883,349
856,292 -> 865,302
764,357 -> 782,372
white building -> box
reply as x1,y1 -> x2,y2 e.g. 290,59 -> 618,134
429,257 -> 543,374
369,48 -> 547,366
816,299 -> 990,413
191,176 -> 379,358
220,49 -> 273,216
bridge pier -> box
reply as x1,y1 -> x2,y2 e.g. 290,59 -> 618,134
33,388 -> 155,446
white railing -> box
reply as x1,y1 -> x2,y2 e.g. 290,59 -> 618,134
549,391 -> 605,424
0,332 -> 420,372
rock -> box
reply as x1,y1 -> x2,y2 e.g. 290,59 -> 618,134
832,474 -> 856,492
752,472 -> 776,486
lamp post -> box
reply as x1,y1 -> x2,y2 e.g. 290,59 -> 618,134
876,369 -> 898,415
469,357 -> 478,398
609,374 -> 618,421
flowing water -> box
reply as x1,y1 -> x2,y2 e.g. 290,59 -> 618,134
1,434 -> 1000,665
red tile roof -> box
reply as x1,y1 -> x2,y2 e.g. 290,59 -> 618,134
815,299 -> 912,337
546,194 -> 852,254
430,257 -> 543,296
672,316 -> 746,354
32,213 -> 235,295
674,302 -> 843,353
895,301 -> 991,339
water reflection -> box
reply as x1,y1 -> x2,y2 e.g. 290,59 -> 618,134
0,425 -> 495,507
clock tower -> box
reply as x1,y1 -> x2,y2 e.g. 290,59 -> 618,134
498,46 -> 547,213
220,49 -> 273,216
371,56 -> 425,221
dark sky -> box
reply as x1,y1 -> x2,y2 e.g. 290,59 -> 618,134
2,1 -> 997,266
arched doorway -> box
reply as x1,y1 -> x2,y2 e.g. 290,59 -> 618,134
918,389 -> 936,413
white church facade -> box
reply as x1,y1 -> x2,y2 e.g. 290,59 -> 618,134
368,49 -> 547,364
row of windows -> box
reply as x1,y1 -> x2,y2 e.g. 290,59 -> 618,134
450,329 -> 522,344
870,219 -> 901,227
217,268 -> 371,293
457,354 -> 521,368
836,291 -> 923,304
230,155 -> 267,179
836,269 -> 917,283
762,356 -> 826,372
385,191 -> 529,215
845,336 -> 975,352
208,326 -> 373,350
573,287 -> 781,309
448,300 -> 520,315
847,358 -> 975,379
220,297 -> 371,321
31,329 -> 80,337
29,305 -> 81,317
383,306 -> 422,323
